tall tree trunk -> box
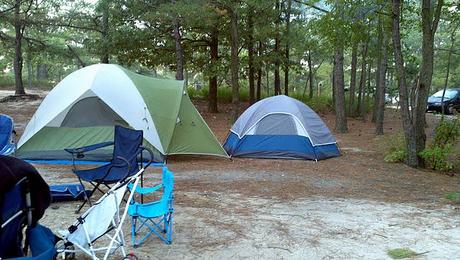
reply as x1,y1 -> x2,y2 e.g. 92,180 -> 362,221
247,6 -> 255,104
357,41 -> 368,117
414,0 -> 443,167
27,51 -> 32,89
13,0 -> 25,95
230,8 -> 240,122
172,0 -> 184,80
334,48 -> 348,133
391,0 -> 418,167
441,24 -> 458,121
208,26 -> 219,113
375,14 -> 388,135
256,41 -> 263,101
308,49 -> 314,99
362,59 -> 371,121
348,42 -> 358,115
274,0 -> 281,95
284,0 -> 292,96
100,0 -> 109,64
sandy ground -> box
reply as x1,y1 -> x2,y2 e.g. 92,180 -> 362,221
2,88 -> 460,259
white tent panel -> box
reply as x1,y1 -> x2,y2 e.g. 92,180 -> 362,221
18,66 -> 100,147
90,65 -> 164,153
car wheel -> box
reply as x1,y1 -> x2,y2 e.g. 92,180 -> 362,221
443,105 -> 454,115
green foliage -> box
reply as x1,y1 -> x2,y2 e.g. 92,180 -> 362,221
381,133 -> 407,163
433,120 -> 460,147
419,120 -> 460,172
419,145 -> 454,171
384,150 -> 407,163
387,248 -> 418,259
445,192 -> 460,203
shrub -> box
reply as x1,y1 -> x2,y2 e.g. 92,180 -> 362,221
419,144 -> 454,171
419,119 -> 460,172
381,132 -> 407,163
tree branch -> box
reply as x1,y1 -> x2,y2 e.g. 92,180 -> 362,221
432,0 -> 443,37
292,0 -> 329,13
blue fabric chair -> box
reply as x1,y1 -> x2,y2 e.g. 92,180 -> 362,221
0,156 -> 55,260
9,224 -> 57,260
0,114 -> 16,155
65,125 -> 145,213
128,167 -> 174,245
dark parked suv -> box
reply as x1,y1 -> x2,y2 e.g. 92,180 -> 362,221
427,88 -> 460,114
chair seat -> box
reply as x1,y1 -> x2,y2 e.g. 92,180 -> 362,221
128,201 -> 168,218
74,164 -> 137,184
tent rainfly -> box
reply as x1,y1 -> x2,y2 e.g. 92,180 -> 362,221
17,64 -> 228,162
223,95 -> 340,160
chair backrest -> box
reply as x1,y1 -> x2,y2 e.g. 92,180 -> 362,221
0,184 -> 26,258
160,167 -> 174,209
112,125 -> 143,174
0,114 -> 13,150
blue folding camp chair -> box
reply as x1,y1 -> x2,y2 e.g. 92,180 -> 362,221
65,125 -> 146,213
0,155 -> 56,260
128,167 -> 174,246
0,114 -> 16,155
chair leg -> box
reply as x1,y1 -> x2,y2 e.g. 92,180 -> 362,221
131,217 -> 137,247
166,213 -> 173,244
75,178 -> 93,213
75,181 -> 102,213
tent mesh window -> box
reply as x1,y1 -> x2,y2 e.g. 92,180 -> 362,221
254,114 -> 297,135
61,97 -> 125,127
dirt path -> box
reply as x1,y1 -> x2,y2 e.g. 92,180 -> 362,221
2,90 -> 460,259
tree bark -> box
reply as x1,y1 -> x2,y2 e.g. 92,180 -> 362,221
274,0 -> 281,95
247,6 -> 255,104
100,0 -> 109,64
208,26 -> 218,113
334,48 -> 348,133
284,0 -> 292,96
308,49 -> 314,99
357,41 -> 368,117
256,41 -> 263,101
230,7 -> 240,122
27,50 -> 32,89
13,0 -> 25,95
414,0 -> 443,167
348,42 -> 358,115
441,24 -> 458,121
172,0 -> 184,80
375,14 -> 388,135
391,0 -> 418,167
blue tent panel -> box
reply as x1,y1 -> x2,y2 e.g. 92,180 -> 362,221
224,132 -> 339,160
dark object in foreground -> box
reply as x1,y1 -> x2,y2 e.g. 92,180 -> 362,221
0,155 -> 56,259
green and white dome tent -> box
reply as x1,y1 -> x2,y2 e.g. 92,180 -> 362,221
17,64 -> 228,162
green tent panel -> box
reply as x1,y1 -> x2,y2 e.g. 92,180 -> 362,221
17,64 -> 228,161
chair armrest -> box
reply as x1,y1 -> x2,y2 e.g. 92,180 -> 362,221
65,141 -> 114,155
128,183 -> 163,195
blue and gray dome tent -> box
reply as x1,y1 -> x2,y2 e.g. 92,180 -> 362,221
223,95 -> 340,160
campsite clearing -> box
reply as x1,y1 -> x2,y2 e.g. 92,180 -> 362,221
2,89 -> 460,259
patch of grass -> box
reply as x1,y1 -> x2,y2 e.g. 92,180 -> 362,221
445,192 -> 460,203
387,248 -> 418,259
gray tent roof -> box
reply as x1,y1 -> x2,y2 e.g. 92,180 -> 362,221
231,95 -> 336,146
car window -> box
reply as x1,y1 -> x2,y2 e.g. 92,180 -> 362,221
432,89 -> 459,99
